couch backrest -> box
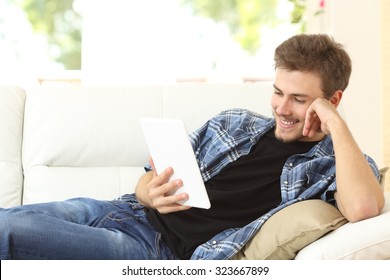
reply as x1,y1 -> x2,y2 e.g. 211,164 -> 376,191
16,83 -> 274,205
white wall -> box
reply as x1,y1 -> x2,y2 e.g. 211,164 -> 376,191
330,0 -> 383,166
381,0 -> 390,191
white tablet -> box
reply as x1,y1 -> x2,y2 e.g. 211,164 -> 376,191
140,117 -> 211,209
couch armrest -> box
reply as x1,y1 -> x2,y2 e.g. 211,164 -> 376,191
295,192 -> 390,259
0,86 -> 25,207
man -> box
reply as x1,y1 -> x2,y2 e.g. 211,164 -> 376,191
0,34 -> 384,260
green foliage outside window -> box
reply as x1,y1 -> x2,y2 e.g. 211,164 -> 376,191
180,0 -> 280,55
15,0 -> 82,70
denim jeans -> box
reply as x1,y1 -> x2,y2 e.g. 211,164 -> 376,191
0,194 -> 177,260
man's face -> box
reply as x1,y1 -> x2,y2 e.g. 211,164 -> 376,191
271,69 -> 325,143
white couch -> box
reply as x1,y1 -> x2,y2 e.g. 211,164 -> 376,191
0,84 -> 389,259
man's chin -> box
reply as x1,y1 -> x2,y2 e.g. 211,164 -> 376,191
275,130 -> 302,143
275,135 -> 299,143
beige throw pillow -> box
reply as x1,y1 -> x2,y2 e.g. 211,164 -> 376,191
231,200 -> 348,260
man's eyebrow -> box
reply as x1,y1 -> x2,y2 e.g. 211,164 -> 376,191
273,84 -> 282,92
272,84 -> 309,97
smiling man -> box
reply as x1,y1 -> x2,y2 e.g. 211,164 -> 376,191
136,34 -> 385,259
0,34 -> 385,260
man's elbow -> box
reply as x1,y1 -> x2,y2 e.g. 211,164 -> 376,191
345,199 -> 384,223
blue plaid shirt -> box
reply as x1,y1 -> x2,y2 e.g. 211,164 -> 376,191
185,108 -> 380,260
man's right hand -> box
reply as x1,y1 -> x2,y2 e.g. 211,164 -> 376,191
135,157 -> 191,214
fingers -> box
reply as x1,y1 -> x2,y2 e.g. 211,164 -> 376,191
152,183 -> 191,214
303,108 -> 321,137
157,200 -> 192,214
304,98 -> 341,138
147,166 -> 191,214
303,98 -> 335,138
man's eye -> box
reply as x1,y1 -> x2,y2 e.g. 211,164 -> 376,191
295,99 -> 306,104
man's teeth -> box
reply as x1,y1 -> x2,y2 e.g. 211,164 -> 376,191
281,119 -> 297,125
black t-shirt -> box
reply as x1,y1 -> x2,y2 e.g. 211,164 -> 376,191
145,130 -> 318,259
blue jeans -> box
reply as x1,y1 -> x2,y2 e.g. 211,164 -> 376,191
0,194 -> 177,260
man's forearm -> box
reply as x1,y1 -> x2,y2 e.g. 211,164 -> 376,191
330,118 -> 384,222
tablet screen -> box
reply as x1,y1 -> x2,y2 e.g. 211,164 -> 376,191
140,117 -> 211,209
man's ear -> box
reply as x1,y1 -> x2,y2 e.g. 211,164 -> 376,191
329,90 -> 343,107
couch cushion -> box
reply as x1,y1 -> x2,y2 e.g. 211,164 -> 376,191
0,86 -> 25,207
22,86 -> 162,204
231,199 -> 348,260
22,166 -> 145,204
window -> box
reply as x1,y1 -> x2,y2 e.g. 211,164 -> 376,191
1,0 -> 327,85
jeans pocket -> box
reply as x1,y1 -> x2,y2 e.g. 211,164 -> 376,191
98,208 -> 152,235
112,194 -> 145,210
98,210 -> 134,229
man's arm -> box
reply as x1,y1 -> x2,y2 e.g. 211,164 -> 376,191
303,97 -> 385,222
135,158 -> 191,214
330,118 -> 384,222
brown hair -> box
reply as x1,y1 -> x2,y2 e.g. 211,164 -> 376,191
274,34 -> 352,99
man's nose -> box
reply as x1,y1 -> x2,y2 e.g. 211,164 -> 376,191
276,98 -> 292,116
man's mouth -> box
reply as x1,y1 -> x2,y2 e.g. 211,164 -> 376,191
279,118 -> 299,129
